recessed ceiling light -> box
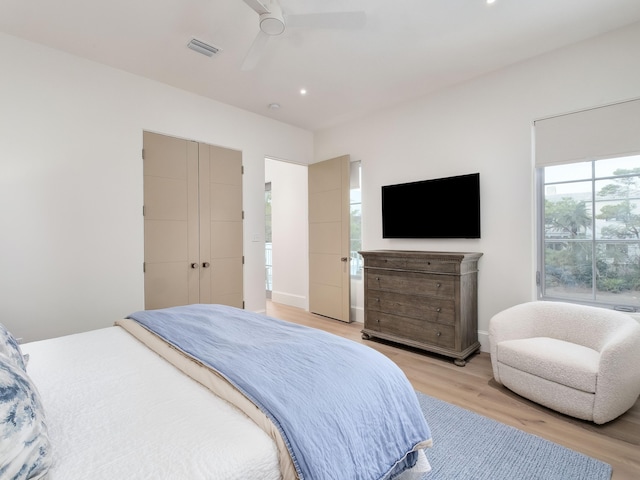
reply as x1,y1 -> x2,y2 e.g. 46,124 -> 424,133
268,103 -> 281,110
487,0 -> 496,4
300,88 -> 307,95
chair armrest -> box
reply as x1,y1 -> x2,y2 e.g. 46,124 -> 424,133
594,321 -> 640,423
488,302 -> 540,383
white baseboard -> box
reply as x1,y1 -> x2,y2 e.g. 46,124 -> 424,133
271,291 -> 308,310
477,330 -> 489,353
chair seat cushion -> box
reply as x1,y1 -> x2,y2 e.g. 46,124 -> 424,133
496,337 -> 600,393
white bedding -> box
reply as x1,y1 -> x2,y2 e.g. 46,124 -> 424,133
22,326 -> 282,480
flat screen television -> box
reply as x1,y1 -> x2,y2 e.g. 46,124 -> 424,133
381,173 -> 480,238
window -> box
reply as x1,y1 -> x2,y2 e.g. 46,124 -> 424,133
350,161 -> 363,278
534,98 -> 640,311
265,182 -> 272,297
538,156 -> 640,310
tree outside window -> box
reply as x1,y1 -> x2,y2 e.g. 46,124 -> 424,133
540,156 -> 640,309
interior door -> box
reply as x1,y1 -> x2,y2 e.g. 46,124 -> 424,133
199,143 -> 244,308
143,131 -> 199,309
308,155 -> 351,322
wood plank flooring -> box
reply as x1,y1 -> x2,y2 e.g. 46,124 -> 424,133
266,301 -> 640,480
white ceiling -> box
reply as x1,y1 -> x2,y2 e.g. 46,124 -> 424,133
2,0 -> 640,131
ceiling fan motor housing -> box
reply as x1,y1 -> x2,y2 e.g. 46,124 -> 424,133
260,2 -> 285,35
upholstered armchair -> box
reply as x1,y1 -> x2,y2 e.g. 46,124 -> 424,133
489,301 -> 640,424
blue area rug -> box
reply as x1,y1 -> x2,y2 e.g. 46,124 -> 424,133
416,391 -> 612,480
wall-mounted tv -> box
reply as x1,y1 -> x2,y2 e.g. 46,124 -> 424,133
382,173 -> 480,239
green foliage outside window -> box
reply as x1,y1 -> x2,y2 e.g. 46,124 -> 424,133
542,163 -> 640,307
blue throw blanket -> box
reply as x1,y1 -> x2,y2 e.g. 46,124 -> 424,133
127,304 -> 431,480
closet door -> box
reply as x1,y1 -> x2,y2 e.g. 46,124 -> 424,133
143,132 -> 243,310
199,143 -> 244,308
143,132 -> 199,309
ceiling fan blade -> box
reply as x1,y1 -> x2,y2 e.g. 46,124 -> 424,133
241,30 -> 270,71
242,0 -> 270,15
285,11 -> 366,29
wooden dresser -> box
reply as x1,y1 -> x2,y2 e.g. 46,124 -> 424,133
359,250 -> 482,366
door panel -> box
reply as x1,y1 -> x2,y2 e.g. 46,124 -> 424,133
144,177 -> 188,220
143,132 -> 199,310
212,258 -> 243,292
308,155 -> 350,322
209,145 -> 243,184
309,222 -> 342,254
144,220 -> 189,263
210,184 -> 242,221
143,133 -> 189,179
310,284 -> 343,321
199,143 -> 244,308
144,263 -> 191,310
309,190 -> 341,223
310,252 -> 343,285
210,221 -> 243,257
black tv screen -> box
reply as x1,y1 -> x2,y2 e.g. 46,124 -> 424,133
382,173 -> 480,238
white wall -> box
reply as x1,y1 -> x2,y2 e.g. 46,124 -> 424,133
0,32 -> 313,342
4,22 -> 640,345
265,158 -> 309,310
315,22 -> 640,351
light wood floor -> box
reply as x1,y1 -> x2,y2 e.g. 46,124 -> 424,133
266,301 -> 640,480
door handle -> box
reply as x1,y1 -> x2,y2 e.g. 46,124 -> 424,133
341,257 -> 350,262
191,263 -> 199,269
202,262 -> 210,268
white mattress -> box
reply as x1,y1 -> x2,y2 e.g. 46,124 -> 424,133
22,326 -> 282,480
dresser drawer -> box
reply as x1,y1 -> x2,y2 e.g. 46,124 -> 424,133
366,269 -> 455,298
366,310 -> 455,349
365,256 -> 460,274
367,290 -> 455,325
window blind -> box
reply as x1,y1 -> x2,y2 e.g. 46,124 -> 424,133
534,98 -> 640,167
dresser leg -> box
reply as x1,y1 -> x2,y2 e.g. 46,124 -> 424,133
362,332 -> 371,340
454,358 -> 466,367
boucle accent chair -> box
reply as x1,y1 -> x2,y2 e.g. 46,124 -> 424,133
489,301 -> 640,424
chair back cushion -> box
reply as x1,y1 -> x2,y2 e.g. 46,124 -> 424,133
507,302 -> 635,351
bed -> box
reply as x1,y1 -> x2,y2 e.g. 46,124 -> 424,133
1,304 -> 433,480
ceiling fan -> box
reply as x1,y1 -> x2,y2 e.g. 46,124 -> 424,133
240,0 -> 366,71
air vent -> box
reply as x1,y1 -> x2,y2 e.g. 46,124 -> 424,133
187,38 -> 222,57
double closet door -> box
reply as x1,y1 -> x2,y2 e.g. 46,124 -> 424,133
143,131 -> 243,310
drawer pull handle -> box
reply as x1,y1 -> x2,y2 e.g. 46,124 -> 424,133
436,331 -> 441,337
375,298 -> 380,303
436,283 -> 441,288
376,277 -> 381,281
436,307 -> 441,312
